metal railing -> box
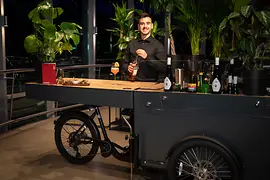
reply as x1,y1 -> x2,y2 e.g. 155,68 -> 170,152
0,63 -> 112,128
0,68 -> 35,122
57,63 -> 112,79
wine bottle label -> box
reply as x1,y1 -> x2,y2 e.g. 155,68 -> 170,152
188,83 -> 196,92
164,77 -> 172,90
167,57 -> 171,65
233,76 -> 237,84
215,57 -> 220,65
132,69 -> 138,76
228,75 -> 232,83
212,78 -> 221,92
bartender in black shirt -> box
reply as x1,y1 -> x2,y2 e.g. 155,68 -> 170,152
123,13 -> 166,82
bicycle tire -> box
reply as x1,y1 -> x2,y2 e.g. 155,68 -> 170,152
54,111 -> 100,164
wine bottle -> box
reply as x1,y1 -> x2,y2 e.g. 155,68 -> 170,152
128,57 -> 139,82
188,71 -> 197,93
227,59 -> 234,94
164,56 -> 173,91
211,57 -> 222,94
197,72 -> 203,92
233,76 -> 238,94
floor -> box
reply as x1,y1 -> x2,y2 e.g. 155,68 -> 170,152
0,107 -> 167,180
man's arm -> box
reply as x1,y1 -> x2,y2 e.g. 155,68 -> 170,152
147,42 -> 166,73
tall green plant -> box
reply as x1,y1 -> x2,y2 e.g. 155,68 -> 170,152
107,2 -> 141,60
206,0 -> 231,58
151,21 -> 163,38
174,0 -> 207,56
149,0 -> 178,55
24,0 -> 82,62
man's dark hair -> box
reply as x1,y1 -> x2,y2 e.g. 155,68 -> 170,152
140,12 -> 151,19
138,12 -> 152,23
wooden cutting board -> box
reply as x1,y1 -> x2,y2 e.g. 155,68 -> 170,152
57,78 -> 164,91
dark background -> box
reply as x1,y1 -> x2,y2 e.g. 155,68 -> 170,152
3,0 -> 270,64
3,0 -> 189,62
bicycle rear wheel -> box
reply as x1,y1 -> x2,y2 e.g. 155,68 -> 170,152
54,112 -> 100,164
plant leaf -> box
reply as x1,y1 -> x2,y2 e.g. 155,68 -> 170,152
24,34 -> 40,53
62,43 -> 73,52
44,24 -> 56,40
55,32 -> 64,42
41,20 -> 52,28
219,18 -> 228,32
60,22 -> 78,34
72,23 -> 82,29
227,12 -> 241,20
70,34 -> 80,45
240,5 -> 251,18
52,7 -> 63,19
254,11 -> 270,28
234,0 -> 249,12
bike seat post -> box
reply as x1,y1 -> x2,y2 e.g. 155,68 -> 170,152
94,106 -> 109,140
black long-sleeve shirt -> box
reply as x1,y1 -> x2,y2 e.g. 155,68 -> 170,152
123,36 -> 166,82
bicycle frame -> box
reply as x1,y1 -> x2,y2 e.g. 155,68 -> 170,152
84,106 -> 133,162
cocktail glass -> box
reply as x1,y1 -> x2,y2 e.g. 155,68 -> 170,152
111,65 -> 119,80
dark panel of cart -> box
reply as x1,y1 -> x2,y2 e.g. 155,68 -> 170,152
25,83 -> 134,108
134,91 -> 270,180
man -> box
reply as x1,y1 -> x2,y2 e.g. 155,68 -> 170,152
120,13 -> 166,131
122,13 -> 166,82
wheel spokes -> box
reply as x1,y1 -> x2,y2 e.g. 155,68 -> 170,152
176,146 -> 232,180
60,119 -> 93,158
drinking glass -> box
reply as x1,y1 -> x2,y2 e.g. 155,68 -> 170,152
111,64 -> 119,80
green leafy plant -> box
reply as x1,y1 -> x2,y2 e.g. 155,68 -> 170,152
24,0 -> 82,62
151,21 -> 163,38
174,0 -> 207,56
219,0 -> 249,56
220,3 -> 270,70
107,1 -> 142,60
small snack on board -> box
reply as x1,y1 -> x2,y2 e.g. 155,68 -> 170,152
57,77 -> 90,86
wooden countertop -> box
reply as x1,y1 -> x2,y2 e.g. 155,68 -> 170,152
27,78 -> 164,91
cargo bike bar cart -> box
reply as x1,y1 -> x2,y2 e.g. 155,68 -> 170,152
25,78 -> 270,180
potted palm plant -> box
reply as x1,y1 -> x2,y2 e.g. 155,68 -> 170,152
206,0 -> 231,60
174,0 -> 207,57
173,0 -> 208,73
24,0 -> 82,82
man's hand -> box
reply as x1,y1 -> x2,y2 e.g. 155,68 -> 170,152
136,49 -> 148,59
128,63 -> 136,73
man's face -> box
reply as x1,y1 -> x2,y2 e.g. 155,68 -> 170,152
138,17 -> 153,36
